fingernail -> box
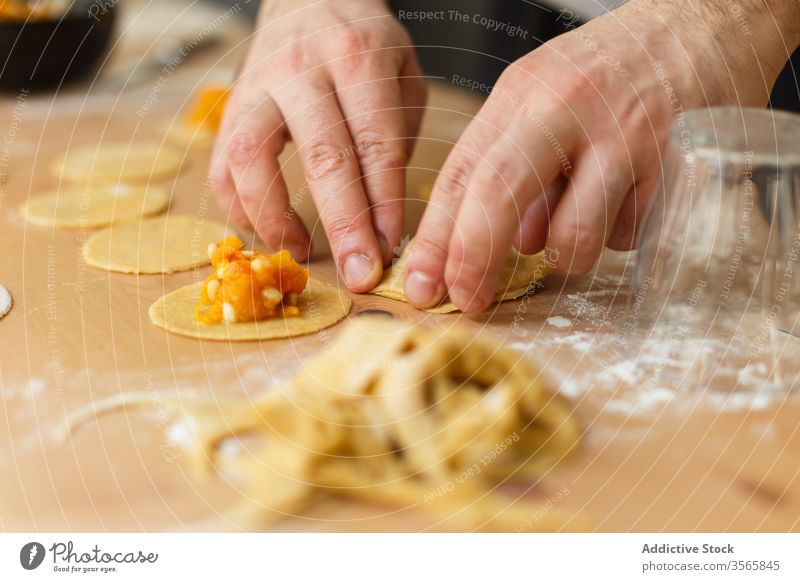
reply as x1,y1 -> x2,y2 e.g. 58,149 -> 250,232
343,253 -> 374,288
405,270 -> 440,307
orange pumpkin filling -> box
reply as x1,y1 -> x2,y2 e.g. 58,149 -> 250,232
195,235 -> 308,324
0,0 -> 56,20
186,87 -> 230,132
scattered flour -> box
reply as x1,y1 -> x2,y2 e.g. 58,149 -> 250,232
508,324 -> 786,417
565,291 -> 611,320
2,378 -> 45,401
26,378 -> 45,399
553,331 -> 594,352
546,316 -> 572,328
0,284 -> 12,319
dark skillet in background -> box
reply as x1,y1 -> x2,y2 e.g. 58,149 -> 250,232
0,0 -> 116,93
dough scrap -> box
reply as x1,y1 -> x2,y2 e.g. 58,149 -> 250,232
65,317 -> 583,530
83,215 -> 229,274
51,141 -> 184,184
149,278 -> 351,341
21,184 -> 169,229
0,284 -> 12,319
371,238 -> 552,312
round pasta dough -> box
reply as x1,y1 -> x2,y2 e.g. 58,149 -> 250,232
21,184 -> 169,229
83,215 -> 229,274
0,284 -> 12,319
149,278 -> 351,340
51,141 -> 184,184
163,121 -> 217,149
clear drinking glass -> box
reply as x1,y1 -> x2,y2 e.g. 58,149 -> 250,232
628,107 -> 800,392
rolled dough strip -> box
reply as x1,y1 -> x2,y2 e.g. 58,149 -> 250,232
0,284 -> 12,319
51,141 -> 184,184
149,278 -> 351,341
371,238 -> 551,313
21,184 -> 169,229
83,215 -> 229,274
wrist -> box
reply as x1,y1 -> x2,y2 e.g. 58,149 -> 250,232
261,0 -> 388,20
627,0 -> 800,105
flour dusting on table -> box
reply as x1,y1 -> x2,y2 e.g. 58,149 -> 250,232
0,284 -> 12,319
507,273 -> 787,419
546,316 -> 572,328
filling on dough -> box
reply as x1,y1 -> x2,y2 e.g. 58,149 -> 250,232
186,87 -> 229,132
195,235 -> 308,324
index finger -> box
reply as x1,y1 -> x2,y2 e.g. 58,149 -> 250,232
446,116 -> 573,312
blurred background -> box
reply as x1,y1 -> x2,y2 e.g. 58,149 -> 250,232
1,0 -> 797,109
224,0 -> 800,112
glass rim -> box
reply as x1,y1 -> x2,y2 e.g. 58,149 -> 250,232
673,106 -> 800,165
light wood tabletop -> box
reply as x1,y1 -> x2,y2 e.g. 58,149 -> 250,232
1,0 -> 798,533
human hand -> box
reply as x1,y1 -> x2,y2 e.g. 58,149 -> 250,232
404,0 -> 800,311
210,0 -> 426,292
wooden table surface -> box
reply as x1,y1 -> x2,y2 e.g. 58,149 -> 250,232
1,0 -> 798,533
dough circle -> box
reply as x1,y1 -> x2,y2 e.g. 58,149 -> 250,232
21,184 -> 169,229
51,141 -> 184,184
371,238 -> 551,313
0,284 -> 12,319
163,121 -> 217,148
83,215 -> 229,274
149,278 -> 351,341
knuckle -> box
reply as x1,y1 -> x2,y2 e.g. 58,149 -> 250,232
496,63 -> 530,91
281,43 -> 307,74
435,157 -> 473,198
329,27 -> 374,72
325,212 -> 369,243
472,164 -> 518,211
335,27 -> 371,57
352,127 -> 406,170
226,131 -> 264,166
561,71 -> 595,103
302,140 -> 348,182
269,44 -> 319,81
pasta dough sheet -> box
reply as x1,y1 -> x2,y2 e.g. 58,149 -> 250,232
149,278 -> 351,340
371,239 -> 551,312
51,141 -> 184,184
83,215 -> 229,274
21,184 -> 169,229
